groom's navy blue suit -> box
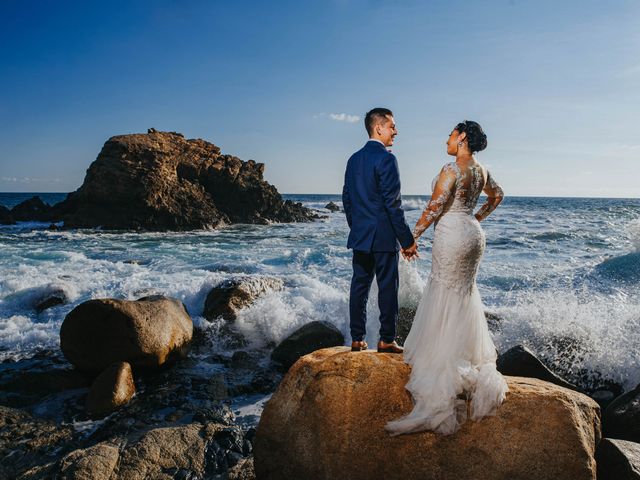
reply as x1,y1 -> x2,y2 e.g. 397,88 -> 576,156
342,140 -> 414,343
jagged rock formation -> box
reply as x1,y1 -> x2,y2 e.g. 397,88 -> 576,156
46,129 -> 315,230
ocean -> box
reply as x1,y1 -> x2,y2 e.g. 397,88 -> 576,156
1,192 -> 639,397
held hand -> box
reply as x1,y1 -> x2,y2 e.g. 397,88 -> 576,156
401,241 -> 419,261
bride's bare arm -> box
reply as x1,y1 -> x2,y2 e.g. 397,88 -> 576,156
412,164 -> 457,239
475,171 -> 504,222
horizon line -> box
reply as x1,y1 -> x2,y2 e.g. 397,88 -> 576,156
0,191 -> 639,201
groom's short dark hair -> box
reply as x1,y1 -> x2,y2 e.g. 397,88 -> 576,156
365,108 -> 393,136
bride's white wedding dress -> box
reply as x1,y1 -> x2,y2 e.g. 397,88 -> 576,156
385,161 -> 508,436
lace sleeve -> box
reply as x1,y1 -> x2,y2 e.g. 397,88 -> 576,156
475,170 -> 504,222
412,164 -> 457,239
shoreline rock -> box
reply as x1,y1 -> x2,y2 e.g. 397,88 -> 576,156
255,347 -> 601,480
60,295 -> 193,372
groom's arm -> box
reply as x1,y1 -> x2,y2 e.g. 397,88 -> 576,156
376,153 -> 414,249
342,167 -> 352,228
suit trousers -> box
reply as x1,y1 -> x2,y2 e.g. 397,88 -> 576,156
349,250 -> 399,343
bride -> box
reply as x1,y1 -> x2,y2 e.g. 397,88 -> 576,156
385,120 -> 508,436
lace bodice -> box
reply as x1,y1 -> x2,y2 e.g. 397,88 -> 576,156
413,162 -> 504,239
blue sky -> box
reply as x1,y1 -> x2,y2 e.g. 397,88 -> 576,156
0,0 -> 638,196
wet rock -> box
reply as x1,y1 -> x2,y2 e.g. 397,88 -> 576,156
60,295 -> 193,372
35,287 -> 69,312
10,196 -> 53,222
496,344 -> 580,391
255,347 -> 600,480
0,205 -> 14,224
51,130 -> 317,230
0,406 -> 77,479
86,361 -> 136,418
231,350 -> 259,370
603,383 -> 640,442
271,321 -> 344,370
324,201 -> 340,212
204,277 -> 284,322
485,311 -> 503,332
596,438 -> 640,480
0,367 -> 91,407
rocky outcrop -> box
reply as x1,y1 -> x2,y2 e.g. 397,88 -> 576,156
254,347 -> 601,480
86,361 -> 136,418
596,438 -> 640,479
60,295 -> 193,372
0,205 -> 14,224
204,277 -> 284,321
49,129 -> 315,230
271,321 -> 344,370
324,201 -> 340,212
10,196 -> 54,222
603,383 -> 640,442
497,344 -> 580,391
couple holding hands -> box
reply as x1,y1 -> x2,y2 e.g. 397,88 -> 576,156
342,108 -> 508,435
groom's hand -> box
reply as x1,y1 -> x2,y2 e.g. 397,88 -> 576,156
402,241 -> 418,261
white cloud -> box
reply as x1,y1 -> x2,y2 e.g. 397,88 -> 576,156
314,112 -> 360,123
1,176 -> 61,184
329,113 -> 360,123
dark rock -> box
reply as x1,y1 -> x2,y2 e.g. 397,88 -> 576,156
496,345 -> 580,391
0,205 -> 14,224
51,129 -> 317,230
0,368 -> 91,407
325,201 -> 340,212
0,406 -> 77,479
596,438 -> 640,479
204,277 -> 284,322
485,311 -> 503,332
86,361 -> 136,418
396,307 -> 415,344
231,351 -> 259,370
60,295 -> 193,372
271,321 -> 344,371
35,287 -> 68,312
10,196 -> 54,222
604,383 -> 640,442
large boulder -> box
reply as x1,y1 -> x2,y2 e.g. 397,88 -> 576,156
51,129 -> 315,230
204,277 -> 284,321
596,438 -> 640,480
254,347 -> 601,480
497,344 -> 580,391
86,361 -> 136,418
60,295 -> 193,372
603,383 -> 640,441
271,321 -> 344,370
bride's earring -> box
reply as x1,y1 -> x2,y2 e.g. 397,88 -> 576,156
457,141 -> 464,147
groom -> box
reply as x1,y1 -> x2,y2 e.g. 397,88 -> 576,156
342,108 -> 417,354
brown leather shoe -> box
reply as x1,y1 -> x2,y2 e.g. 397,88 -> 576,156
351,340 -> 368,352
377,340 -> 403,354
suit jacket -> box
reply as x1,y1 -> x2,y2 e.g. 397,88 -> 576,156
342,140 -> 414,252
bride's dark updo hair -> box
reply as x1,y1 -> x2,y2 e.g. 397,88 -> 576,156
455,120 -> 487,153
